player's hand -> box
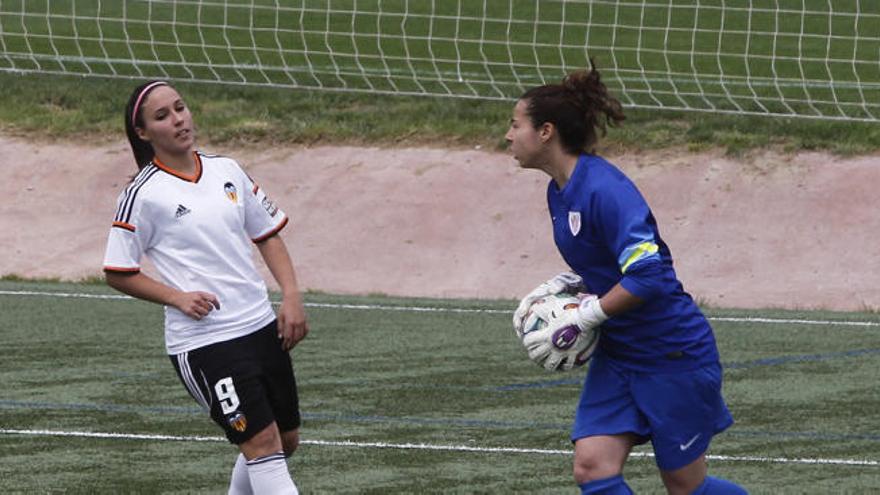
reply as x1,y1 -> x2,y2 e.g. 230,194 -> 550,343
524,295 -> 605,371
521,316 -> 585,371
175,291 -> 220,320
513,271 -> 585,337
550,294 -> 608,334
522,329 -> 553,367
277,294 -> 309,351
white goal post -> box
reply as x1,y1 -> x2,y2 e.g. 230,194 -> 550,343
1,0 -> 878,121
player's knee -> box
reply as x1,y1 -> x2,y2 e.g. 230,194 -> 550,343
660,456 -> 708,495
573,452 -> 621,484
281,429 -> 300,456
241,422 -> 282,458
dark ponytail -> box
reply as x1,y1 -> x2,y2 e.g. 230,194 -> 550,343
124,80 -> 168,170
521,59 -> 625,154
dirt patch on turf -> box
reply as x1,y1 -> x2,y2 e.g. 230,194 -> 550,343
1,134 -> 877,312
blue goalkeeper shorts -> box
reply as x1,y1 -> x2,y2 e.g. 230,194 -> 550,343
571,353 -> 733,471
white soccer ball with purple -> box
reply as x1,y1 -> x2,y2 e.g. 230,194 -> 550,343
518,293 -> 599,371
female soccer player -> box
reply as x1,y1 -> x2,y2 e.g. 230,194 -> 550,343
104,80 -> 307,494
508,66 -> 747,495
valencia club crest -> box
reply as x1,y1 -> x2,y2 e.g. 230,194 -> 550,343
227,411 -> 247,432
224,182 -> 238,203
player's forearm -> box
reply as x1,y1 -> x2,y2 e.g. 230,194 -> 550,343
256,234 -> 301,298
598,283 -> 644,317
105,271 -> 182,307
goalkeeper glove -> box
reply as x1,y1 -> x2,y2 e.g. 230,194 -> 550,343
522,295 -> 606,371
545,294 -> 609,335
513,271 -> 585,338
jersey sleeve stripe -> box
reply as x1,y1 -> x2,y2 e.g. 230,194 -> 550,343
115,165 -> 159,224
103,265 -> 140,273
117,165 -> 158,222
113,164 -> 154,219
619,241 -> 660,273
252,216 -> 289,243
111,221 -> 136,232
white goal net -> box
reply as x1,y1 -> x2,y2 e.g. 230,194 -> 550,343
1,1 -> 878,121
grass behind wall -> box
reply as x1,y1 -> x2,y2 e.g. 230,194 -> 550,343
2,72 -> 880,156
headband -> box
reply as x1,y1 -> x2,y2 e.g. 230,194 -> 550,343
130,81 -> 169,128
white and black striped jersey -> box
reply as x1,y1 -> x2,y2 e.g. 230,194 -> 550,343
103,151 -> 288,354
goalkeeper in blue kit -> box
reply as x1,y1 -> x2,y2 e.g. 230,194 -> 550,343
507,63 -> 748,494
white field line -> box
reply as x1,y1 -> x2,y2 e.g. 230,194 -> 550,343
1,428 -> 877,467
1,289 -> 878,327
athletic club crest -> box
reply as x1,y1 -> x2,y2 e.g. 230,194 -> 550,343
568,211 -> 582,236
223,182 -> 238,203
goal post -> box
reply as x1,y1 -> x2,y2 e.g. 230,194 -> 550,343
1,0 -> 878,121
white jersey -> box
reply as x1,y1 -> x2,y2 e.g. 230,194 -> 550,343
103,151 -> 287,354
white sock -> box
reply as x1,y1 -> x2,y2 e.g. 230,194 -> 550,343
246,452 -> 299,495
228,453 -> 253,495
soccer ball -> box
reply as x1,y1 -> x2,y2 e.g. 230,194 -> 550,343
519,293 -> 599,371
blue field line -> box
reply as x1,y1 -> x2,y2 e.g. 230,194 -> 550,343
496,348 -> 880,390
495,376 -> 582,391
304,412 -> 566,430
731,429 -> 880,443
724,348 -> 880,370
0,399 -> 564,430
3,399 -> 880,444
0,399 -> 200,415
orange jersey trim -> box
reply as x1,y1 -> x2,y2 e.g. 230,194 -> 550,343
252,216 -> 288,243
103,266 -> 141,273
153,152 -> 203,183
112,221 -> 136,232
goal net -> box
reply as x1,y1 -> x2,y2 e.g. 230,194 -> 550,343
1,1 -> 878,121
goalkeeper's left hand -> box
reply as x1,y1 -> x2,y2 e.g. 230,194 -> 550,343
549,294 -> 609,334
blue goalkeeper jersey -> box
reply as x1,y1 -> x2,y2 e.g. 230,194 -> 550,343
547,154 -> 719,372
